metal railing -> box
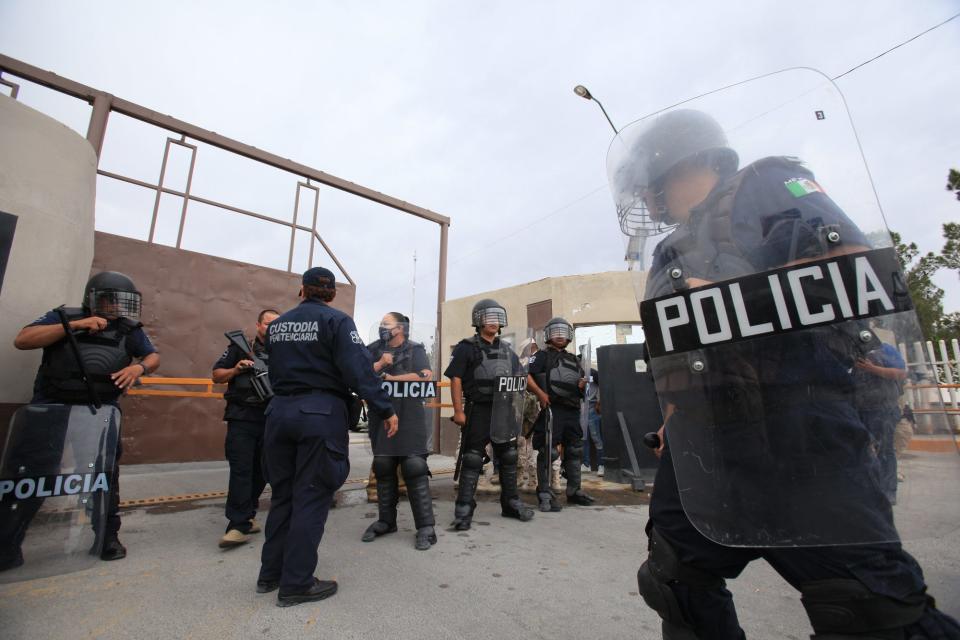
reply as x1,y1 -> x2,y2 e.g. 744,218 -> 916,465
0,54 -> 450,351
899,338 -> 960,431
127,376 -> 454,409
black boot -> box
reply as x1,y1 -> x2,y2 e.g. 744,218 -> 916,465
565,445 -> 595,506
536,444 -> 562,511
498,447 -> 535,522
451,450 -> 483,531
100,534 -> 127,561
537,491 -> 563,512
415,527 -> 437,550
401,456 -> 437,550
363,457 -> 399,542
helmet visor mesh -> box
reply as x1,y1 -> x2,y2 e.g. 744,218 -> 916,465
474,307 -> 507,328
545,323 -> 573,342
88,290 -> 142,320
618,194 -> 678,238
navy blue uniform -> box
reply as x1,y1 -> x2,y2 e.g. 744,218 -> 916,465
444,334 -> 535,525
854,343 -> 907,505
29,310 -> 155,537
28,310 -> 155,404
529,347 -> 584,450
258,299 -> 393,592
644,159 -> 959,637
444,335 -> 513,453
213,338 -> 269,534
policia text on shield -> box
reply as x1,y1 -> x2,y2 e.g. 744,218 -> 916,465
608,80 -> 960,637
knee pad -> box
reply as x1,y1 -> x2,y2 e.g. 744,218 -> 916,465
400,455 -> 430,481
636,561 -> 693,632
800,579 -> 926,637
461,450 -> 484,472
497,447 -> 518,467
372,456 -> 398,477
647,527 -> 725,589
565,444 -> 583,462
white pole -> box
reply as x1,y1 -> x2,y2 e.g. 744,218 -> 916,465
938,339 -> 958,409
411,250 -> 417,327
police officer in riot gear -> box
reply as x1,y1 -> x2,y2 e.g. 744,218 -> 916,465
362,311 -> 437,551
444,299 -> 535,530
9,271 -> 159,563
257,267 -> 397,607
212,309 -> 280,549
526,317 -> 594,511
611,108 -> 960,638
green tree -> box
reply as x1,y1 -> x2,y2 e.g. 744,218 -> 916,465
939,221 -> 960,274
936,312 -> 960,341
947,168 -> 960,201
890,231 -> 944,341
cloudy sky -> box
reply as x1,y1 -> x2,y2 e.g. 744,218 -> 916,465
2,1 -> 958,340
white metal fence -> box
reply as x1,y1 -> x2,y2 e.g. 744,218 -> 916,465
898,338 -> 960,433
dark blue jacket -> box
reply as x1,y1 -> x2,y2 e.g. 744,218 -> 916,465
266,299 -> 393,417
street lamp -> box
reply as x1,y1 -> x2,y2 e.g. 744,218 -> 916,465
573,84 -> 619,135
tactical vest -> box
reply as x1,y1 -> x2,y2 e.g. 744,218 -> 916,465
372,338 -> 420,376
225,339 -> 270,406
39,308 -> 135,403
644,157 -> 871,401
465,336 -> 513,400
536,348 -> 581,405
644,156 -> 841,300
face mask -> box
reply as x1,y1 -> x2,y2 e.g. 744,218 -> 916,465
379,326 -> 393,342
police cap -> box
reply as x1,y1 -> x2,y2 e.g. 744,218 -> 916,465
302,267 -> 336,289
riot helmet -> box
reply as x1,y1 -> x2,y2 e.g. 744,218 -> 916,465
84,271 -> 142,320
607,109 -> 739,237
471,299 -> 507,331
544,317 -> 574,346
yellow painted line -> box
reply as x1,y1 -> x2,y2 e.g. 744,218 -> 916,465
116,467 -> 457,508
907,437 -> 960,453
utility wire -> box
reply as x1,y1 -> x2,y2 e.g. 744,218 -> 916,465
452,11 -> 960,268
358,11 -> 959,302
832,12 -> 959,80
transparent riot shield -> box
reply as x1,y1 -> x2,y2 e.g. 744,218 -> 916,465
365,320 -> 438,456
0,404 -> 119,583
607,67 -> 958,547
490,328 -> 533,444
579,339 -> 594,437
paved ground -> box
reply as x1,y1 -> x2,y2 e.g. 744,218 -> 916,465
1,444 -> 957,639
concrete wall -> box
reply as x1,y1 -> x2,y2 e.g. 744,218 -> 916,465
0,95 -> 97,428
92,231 -> 356,463
440,271 -> 645,353
436,270 -> 645,455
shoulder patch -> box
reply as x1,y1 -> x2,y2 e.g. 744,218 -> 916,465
784,177 -> 823,198
350,330 -> 363,345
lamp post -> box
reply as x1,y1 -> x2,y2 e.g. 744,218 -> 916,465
573,85 -> 619,135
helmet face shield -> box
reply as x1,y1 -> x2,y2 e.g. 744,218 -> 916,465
607,109 -> 738,238
475,307 -> 507,328
88,289 -> 142,320
544,319 -> 573,344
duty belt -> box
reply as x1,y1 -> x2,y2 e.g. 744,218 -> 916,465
274,388 -> 346,399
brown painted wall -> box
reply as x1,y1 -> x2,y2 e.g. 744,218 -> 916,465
91,232 -> 356,464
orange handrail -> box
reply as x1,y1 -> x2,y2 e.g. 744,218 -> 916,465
128,377 -> 225,399
127,376 -> 452,402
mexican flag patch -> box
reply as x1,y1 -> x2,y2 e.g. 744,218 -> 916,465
784,177 -> 824,197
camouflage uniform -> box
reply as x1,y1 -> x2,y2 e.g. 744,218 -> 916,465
517,392 -> 540,490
